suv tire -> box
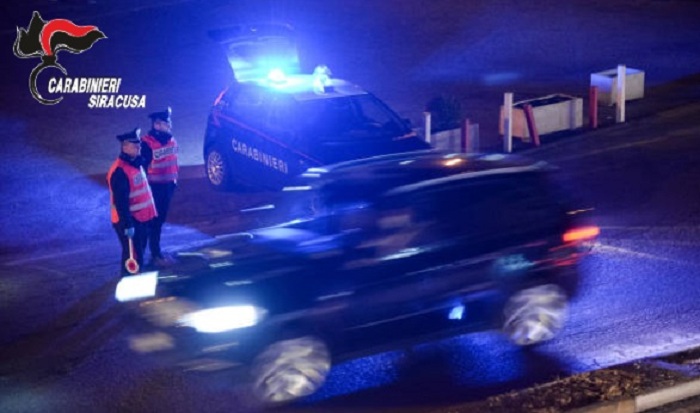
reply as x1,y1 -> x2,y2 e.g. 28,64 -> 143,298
503,284 -> 568,346
250,336 -> 331,405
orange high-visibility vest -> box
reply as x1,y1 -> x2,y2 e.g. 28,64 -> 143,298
107,158 -> 158,224
142,134 -> 179,183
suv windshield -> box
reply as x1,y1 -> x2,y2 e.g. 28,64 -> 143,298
273,94 -> 410,143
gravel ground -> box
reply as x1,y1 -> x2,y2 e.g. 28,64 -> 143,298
441,348 -> 700,413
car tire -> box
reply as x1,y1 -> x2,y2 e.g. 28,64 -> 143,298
502,284 -> 568,346
249,336 -> 331,405
205,146 -> 235,191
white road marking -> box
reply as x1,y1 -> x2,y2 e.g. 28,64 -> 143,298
575,332 -> 700,370
4,246 -> 98,267
600,225 -> 700,231
550,135 -> 670,164
4,225 -> 213,267
596,244 -> 700,267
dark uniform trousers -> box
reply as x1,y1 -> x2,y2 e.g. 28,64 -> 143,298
148,181 -> 176,259
113,220 -> 150,275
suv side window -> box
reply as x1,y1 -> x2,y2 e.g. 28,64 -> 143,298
266,95 -> 303,147
412,172 -> 563,242
353,95 -> 404,134
267,96 -> 295,130
228,86 -> 268,127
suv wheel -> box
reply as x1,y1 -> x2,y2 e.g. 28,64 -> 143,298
205,146 -> 231,190
250,336 -> 331,405
503,284 -> 568,346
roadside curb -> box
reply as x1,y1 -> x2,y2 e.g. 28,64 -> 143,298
439,347 -> 700,413
571,378 -> 700,413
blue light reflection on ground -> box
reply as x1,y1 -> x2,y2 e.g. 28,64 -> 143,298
305,351 -> 403,402
0,117 -> 109,256
301,331 -> 534,405
447,333 -> 524,386
0,382 -> 55,413
0,114 -> 213,266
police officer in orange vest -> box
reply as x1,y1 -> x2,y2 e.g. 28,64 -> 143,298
141,107 -> 179,267
107,128 -> 157,275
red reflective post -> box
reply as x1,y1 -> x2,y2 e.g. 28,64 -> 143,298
461,118 -> 470,153
522,104 -> 540,147
589,85 -> 599,129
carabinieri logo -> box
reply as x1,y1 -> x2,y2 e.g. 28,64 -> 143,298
13,11 -> 106,105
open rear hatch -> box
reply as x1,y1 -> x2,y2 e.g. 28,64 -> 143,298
208,22 -> 300,82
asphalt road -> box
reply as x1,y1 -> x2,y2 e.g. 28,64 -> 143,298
2,97 -> 700,413
2,1 -> 700,412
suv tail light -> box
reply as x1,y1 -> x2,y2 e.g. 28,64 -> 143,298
562,226 -> 600,243
548,225 -> 600,267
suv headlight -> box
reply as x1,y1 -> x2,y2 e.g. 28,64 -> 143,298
179,305 -> 266,333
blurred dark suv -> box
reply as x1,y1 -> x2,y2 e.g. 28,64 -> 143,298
115,150 -> 598,405
203,23 -> 429,190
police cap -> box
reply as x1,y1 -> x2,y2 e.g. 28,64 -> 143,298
148,107 -> 172,123
116,128 -> 141,143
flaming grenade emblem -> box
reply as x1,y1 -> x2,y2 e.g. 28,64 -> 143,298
13,11 -> 106,104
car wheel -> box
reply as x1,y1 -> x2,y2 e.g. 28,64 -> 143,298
250,336 -> 331,405
205,146 -> 232,190
503,284 -> 568,346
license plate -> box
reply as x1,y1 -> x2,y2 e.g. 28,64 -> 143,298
115,271 -> 158,302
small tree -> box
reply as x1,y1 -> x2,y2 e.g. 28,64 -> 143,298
425,95 -> 463,133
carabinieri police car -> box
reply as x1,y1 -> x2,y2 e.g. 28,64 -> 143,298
203,23 -> 430,190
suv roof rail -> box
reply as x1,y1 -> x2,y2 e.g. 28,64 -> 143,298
320,149 -> 442,172
387,163 -> 549,195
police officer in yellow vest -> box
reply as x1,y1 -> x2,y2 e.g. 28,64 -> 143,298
107,128 -> 157,275
141,107 -> 179,267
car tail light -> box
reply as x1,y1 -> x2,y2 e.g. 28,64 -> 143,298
562,226 -> 600,243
